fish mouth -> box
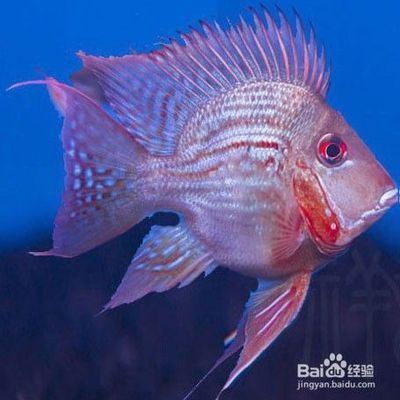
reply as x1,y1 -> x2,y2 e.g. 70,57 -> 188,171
318,186 -> 398,253
378,188 -> 399,208
339,187 -> 398,239
359,187 -> 398,222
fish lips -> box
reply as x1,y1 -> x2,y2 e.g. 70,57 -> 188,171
328,186 -> 398,249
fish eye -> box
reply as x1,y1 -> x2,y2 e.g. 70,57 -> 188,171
317,134 -> 347,166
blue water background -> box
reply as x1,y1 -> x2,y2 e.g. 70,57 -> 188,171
1,0 -> 399,254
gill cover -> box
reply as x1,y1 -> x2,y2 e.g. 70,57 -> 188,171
293,160 -> 344,255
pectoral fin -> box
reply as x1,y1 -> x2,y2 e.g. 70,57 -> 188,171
104,224 -> 217,311
184,270 -> 311,399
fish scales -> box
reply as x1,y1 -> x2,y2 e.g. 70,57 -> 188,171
146,82 -> 318,193
135,82 -> 319,271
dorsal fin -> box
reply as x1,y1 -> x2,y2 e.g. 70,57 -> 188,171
73,6 -> 330,156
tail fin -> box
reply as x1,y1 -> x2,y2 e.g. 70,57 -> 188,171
11,79 -> 148,257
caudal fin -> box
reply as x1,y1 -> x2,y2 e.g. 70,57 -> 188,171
11,79 -> 148,257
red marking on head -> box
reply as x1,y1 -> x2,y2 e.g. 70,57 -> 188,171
293,162 -> 340,246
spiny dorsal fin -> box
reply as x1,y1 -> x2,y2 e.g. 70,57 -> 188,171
73,6 -> 330,156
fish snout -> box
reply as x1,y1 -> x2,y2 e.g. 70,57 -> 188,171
378,187 -> 399,208
374,164 -> 398,210
348,176 -> 398,233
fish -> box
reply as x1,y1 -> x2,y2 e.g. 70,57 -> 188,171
10,5 -> 398,399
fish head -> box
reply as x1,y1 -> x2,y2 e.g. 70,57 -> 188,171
293,105 -> 397,255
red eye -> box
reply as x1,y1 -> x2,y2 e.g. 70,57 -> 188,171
317,134 -> 347,166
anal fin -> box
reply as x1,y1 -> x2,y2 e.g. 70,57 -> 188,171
184,270 -> 311,399
104,224 -> 217,310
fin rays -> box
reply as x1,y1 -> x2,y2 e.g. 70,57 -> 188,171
74,6 -> 329,156
104,224 -> 217,310
184,271 -> 311,399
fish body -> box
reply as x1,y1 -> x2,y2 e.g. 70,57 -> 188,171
13,6 -> 398,398
141,81 -> 321,278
